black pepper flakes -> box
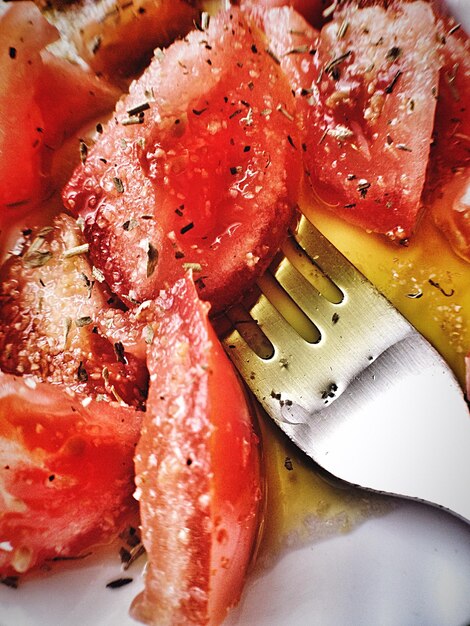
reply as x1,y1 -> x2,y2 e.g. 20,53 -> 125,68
357,181 -> 371,198
384,70 -> 402,94
287,134 -> 296,149
77,361 -> 88,383
321,382 -> 338,400
127,102 -> 150,116
9,47 -> 16,59
428,278 -> 455,297
146,242 -> 159,278
1,576 -> 19,589
386,46 -> 402,61
284,457 -> 294,471
106,577 -> 133,589
180,222 -> 194,235
114,341 -> 127,364
113,177 -> 124,193
79,139 -> 88,164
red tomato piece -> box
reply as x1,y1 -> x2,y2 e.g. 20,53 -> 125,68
36,51 -> 119,151
63,8 -> 301,313
69,0 -> 200,79
0,3 -> 55,211
426,12 -> 470,192
132,275 -> 263,625
237,0 -> 332,29
301,1 -> 440,240
0,372 -> 141,576
0,2 -> 118,223
242,5 -> 318,125
426,15 -> 470,261
0,214 -> 148,409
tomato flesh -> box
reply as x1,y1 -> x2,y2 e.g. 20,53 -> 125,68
63,8 -> 301,313
132,276 -> 262,625
291,1 -> 440,239
426,15 -> 470,261
0,214 -> 148,409
0,373 -> 141,576
0,2 -> 118,224
238,0 -> 332,29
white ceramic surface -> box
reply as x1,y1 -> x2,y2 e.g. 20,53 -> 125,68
1,1 -> 469,625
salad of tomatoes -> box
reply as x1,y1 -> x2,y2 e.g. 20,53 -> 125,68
0,0 -> 469,625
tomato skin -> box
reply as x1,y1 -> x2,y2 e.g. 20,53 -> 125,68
299,1 -> 440,239
63,8 -> 301,314
0,373 -> 141,576
132,276 -> 262,625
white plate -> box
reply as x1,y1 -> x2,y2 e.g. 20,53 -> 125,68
1,1 -> 469,625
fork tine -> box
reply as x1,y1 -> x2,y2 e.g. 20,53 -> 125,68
257,271 -> 321,343
249,293 -> 309,354
294,215 -> 358,288
272,256 -> 342,329
282,234 -> 343,304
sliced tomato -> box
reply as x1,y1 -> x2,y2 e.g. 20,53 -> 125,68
63,8 -> 301,313
238,0 -> 332,29
425,15 -> 470,260
68,0 -> 200,79
0,2 -> 55,211
0,2 -> 118,223
0,372 -> 141,576
426,10 -> 470,193
0,214 -> 148,409
242,5 -> 318,118
300,1 -> 440,240
36,51 -> 119,150
132,275 -> 263,625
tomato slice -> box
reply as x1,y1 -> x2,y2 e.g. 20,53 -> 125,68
238,0 -> 332,30
0,372 -> 141,576
242,5 -> 318,118
63,8 -> 301,313
299,1 -> 440,240
0,2 -> 118,223
426,15 -> 470,261
0,214 -> 148,409
68,0 -> 200,79
132,275 -> 263,625
0,3 -> 55,211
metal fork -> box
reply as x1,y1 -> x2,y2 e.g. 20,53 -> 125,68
223,214 -> 470,523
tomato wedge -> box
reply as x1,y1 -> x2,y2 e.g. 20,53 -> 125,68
238,0 -> 331,29
0,214 -> 148,409
0,373 -> 141,577
0,2 -> 118,222
426,14 -> 470,261
63,8 -> 301,313
132,275 -> 263,625
300,0 -> 440,240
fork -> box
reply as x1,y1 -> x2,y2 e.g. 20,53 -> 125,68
223,213 -> 470,524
